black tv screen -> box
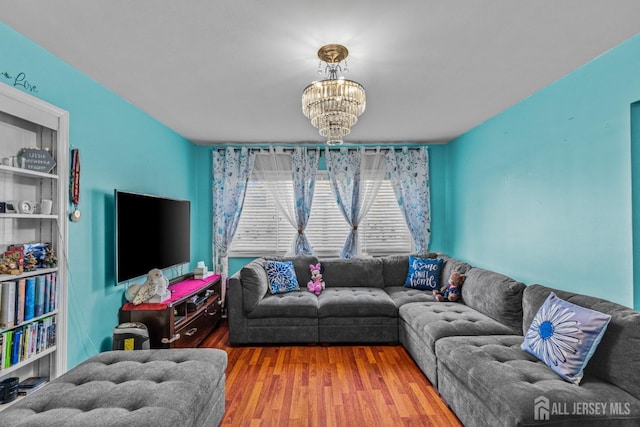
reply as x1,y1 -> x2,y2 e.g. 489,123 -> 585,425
115,190 -> 191,283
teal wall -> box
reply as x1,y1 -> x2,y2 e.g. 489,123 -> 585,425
446,33 -> 640,308
0,22 -> 209,368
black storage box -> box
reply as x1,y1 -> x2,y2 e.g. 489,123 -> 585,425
0,377 -> 19,403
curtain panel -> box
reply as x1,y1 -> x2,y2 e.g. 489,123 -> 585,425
385,146 -> 431,253
212,147 -> 256,304
253,147 -> 319,256
326,147 -> 386,258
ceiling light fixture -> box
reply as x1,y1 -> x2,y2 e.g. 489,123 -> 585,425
302,44 -> 366,145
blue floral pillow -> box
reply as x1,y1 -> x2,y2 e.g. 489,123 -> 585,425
264,260 -> 300,294
404,256 -> 443,290
521,292 -> 611,385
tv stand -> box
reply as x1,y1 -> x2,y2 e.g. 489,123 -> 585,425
119,274 -> 221,348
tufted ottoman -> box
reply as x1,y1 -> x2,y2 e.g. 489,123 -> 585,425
0,349 -> 227,427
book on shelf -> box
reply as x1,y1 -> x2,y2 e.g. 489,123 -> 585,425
11,328 -> 22,365
35,275 -> 45,317
18,376 -> 48,396
24,276 -> 36,321
0,281 -> 16,329
16,278 -> 26,325
2,330 -> 13,369
44,274 -> 51,313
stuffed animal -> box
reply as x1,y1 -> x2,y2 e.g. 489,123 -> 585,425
124,284 -> 141,302
131,268 -> 170,305
307,263 -> 325,296
433,270 -> 465,302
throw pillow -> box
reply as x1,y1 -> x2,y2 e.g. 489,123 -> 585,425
404,256 -> 443,290
521,292 -> 611,385
264,260 -> 300,294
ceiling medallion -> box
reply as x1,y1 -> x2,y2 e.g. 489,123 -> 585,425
302,44 -> 366,145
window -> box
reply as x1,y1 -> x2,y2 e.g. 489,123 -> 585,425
229,170 -> 412,257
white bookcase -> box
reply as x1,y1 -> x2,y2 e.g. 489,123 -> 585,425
0,82 -> 68,409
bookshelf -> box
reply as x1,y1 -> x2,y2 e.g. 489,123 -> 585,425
0,82 -> 68,409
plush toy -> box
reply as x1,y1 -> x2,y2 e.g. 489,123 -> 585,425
125,284 -> 141,302
130,268 -> 170,305
307,263 -> 325,296
433,270 -> 466,302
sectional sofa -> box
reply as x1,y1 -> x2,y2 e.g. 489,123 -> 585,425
228,254 -> 640,426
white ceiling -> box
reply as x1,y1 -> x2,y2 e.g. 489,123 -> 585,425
1,1 -> 639,145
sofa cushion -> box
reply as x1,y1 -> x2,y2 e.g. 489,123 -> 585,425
240,259 -> 269,313
524,284 -> 640,400
318,287 -> 397,317
320,257 -> 384,288
462,267 -> 526,333
436,335 -> 640,427
399,301 -> 516,353
246,291 -> 318,318
522,292 -> 611,385
404,256 -> 443,290
264,260 -> 300,294
385,286 -> 435,307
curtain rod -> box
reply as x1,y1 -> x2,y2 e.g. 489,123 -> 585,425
214,146 -> 425,153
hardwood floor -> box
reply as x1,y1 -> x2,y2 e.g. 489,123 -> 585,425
199,320 -> 462,426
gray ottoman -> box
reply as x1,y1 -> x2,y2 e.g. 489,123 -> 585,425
0,349 -> 227,426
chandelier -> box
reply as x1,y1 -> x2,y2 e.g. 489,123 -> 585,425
302,44 -> 366,145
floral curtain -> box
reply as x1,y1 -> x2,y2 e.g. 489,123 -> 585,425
326,147 -> 386,258
385,147 -> 431,253
292,147 -> 319,255
253,147 -> 319,256
212,147 -> 256,303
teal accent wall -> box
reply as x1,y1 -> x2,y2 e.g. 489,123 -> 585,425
0,22 -> 208,368
446,33 -> 640,308
631,101 -> 640,310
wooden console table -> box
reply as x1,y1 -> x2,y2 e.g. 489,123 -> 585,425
119,274 -> 222,348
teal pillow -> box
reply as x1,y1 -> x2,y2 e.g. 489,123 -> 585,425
521,292 -> 611,385
404,256 -> 443,290
264,260 -> 300,294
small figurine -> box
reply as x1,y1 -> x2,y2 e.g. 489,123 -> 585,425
42,247 -> 58,268
23,253 -> 38,271
307,263 -> 325,296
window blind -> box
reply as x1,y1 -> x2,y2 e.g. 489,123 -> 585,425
229,171 -> 412,257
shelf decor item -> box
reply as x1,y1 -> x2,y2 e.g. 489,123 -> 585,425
16,148 -> 56,173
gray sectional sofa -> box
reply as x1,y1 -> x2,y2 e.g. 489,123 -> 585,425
228,254 -> 640,426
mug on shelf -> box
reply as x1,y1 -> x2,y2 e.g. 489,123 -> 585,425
40,199 -> 53,215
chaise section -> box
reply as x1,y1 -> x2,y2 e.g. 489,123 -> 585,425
522,284 -> 640,402
399,301 -> 516,387
435,335 -> 640,427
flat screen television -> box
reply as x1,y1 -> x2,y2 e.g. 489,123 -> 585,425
115,190 -> 191,283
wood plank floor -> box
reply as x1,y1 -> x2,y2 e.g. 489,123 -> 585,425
199,320 -> 462,427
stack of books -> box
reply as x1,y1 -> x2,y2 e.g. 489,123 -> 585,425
17,376 -> 48,396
